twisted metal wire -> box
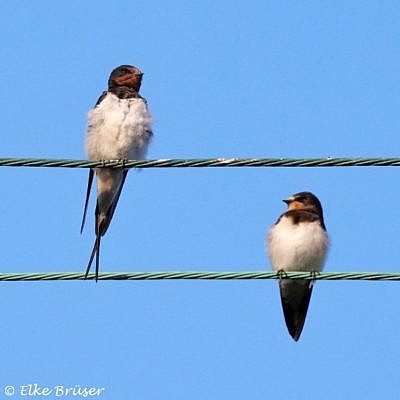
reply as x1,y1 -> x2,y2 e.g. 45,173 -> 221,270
1,271 -> 400,281
1,157 -> 400,169
1,157 -> 398,283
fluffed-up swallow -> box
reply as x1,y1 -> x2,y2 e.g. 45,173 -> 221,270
267,192 -> 329,341
81,65 -> 153,281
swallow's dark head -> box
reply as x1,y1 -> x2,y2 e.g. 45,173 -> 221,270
283,191 -> 324,217
108,65 -> 143,91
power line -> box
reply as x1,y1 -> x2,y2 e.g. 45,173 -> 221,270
1,271 -> 400,281
2,157 -> 398,282
1,157 -> 400,169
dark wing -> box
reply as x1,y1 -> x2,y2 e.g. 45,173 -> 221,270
95,91 -> 108,106
98,169 -> 128,236
84,169 -> 128,281
80,169 -> 94,234
80,91 -> 108,233
279,279 -> 313,341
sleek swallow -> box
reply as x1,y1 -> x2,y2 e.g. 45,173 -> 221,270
267,192 -> 329,341
81,65 -> 153,281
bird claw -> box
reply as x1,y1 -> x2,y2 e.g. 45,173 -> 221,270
276,269 -> 288,280
309,271 -> 320,280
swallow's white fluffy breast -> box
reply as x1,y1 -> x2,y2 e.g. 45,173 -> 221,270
85,92 -> 152,160
267,216 -> 329,272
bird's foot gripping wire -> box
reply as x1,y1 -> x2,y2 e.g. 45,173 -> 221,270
309,271 -> 320,280
276,269 -> 288,280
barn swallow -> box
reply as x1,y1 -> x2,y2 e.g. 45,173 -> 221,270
267,192 -> 329,341
81,65 -> 153,281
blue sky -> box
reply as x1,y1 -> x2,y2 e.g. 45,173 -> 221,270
1,1 -> 400,399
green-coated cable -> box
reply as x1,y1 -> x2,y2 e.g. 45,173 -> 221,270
1,271 -> 400,281
1,157 -> 400,169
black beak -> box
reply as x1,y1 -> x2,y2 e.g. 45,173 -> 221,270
283,199 -> 291,205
